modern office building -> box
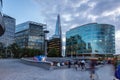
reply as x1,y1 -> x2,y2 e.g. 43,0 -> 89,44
66,23 -> 115,57
15,21 -> 46,51
48,38 -> 62,57
48,14 -> 62,57
0,14 -> 15,47
0,0 -> 5,36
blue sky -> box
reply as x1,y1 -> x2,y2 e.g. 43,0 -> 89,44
3,0 -> 120,54
3,0 -> 44,24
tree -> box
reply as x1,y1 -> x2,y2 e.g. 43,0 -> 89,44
0,42 -> 45,58
0,42 -> 4,57
8,43 -> 20,58
47,48 -> 59,57
19,48 -> 44,58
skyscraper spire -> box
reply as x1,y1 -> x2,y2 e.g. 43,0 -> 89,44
54,14 -> 62,38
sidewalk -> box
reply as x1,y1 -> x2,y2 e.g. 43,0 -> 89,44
95,64 -> 115,80
0,59 -> 115,80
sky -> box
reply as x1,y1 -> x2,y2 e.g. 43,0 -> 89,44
3,0 -> 120,54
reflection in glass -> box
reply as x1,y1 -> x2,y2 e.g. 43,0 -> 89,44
66,23 -> 115,56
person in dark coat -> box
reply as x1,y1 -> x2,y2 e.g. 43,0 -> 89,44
68,60 -> 71,68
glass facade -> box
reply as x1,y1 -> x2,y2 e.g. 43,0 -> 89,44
66,23 -> 115,56
48,38 -> 62,57
0,14 -> 15,47
54,14 -> 61,38
15,21 -> 46,51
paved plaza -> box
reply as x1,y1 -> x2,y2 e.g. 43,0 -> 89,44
0,59 -> 115,80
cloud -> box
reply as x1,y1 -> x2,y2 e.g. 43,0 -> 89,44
115,30 -> 120,54
33,0 -> 120,54
87,14 -> 98,22
61,14 -> 73,22
116,31 -> 120,40
90,0 -> 120,15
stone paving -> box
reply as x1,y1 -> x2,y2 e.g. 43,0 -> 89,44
0,59 -> 115,80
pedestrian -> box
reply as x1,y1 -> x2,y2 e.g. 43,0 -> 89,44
113,57 -> 118,70
81,59 -> 86,70
78,60 -> 81,68
89,59 -> 96,79
114,64 -> 120,80
61,62 -> 64,66
68,60 -> 71,68
74,60 -> 78,71
57,62 -> 60,67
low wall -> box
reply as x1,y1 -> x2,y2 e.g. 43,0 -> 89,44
20,58 -> 53,70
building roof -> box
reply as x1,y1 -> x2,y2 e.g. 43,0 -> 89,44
17,21 -> 46,27
3,14 -> 15,20
68,23 -> 114,32
16,21 -> 46,33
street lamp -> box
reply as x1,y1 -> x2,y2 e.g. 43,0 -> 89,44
39,30 -> 49,56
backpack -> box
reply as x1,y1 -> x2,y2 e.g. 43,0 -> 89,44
115,64 -> 120,79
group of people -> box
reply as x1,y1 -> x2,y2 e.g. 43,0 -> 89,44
53,59 -> 120,80
67,59 -> 99,79
67,59 -> 86,71
67,59 -> 120,80
74,60 -> 86,71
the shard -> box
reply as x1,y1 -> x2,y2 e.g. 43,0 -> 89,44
48,14 -> 62,57
53,14 -> 62,39
53,14 -> 62,52
54,14 -> 62,49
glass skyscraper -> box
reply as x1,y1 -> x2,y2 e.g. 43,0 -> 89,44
0,14 -> 15,47
66,23 -> 115,56
48,14 -> 62,57
15,21 -> 46,51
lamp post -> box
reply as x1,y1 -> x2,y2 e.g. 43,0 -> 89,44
44,30 -> 49,56
39,24 -> 49,57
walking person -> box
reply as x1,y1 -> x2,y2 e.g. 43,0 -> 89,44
89,59 -> 98,80
114,64 -> 120,80
81,59 -> 86,71
74,60 -> 78,71
68,60 -> 71,68
78,60 -> 81,69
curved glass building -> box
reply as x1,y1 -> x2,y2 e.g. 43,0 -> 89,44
66,23 -> 115,56
0,0 -> 5,36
